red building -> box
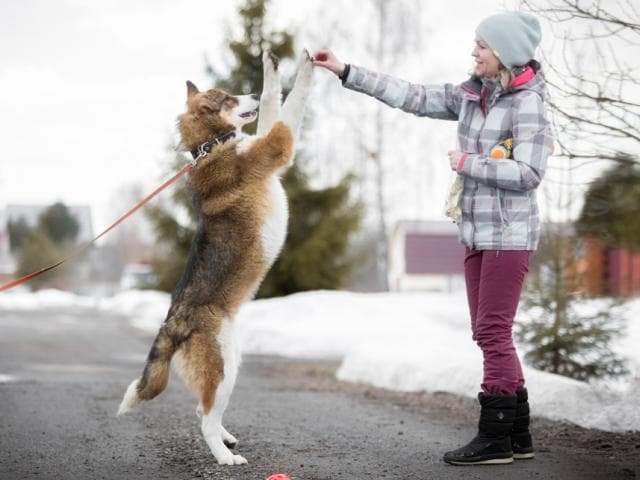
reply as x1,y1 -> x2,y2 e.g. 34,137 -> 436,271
577,238 -> 640,297
388,221 -> 640,297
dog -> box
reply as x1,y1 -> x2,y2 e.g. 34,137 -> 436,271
117,49 -> 314,465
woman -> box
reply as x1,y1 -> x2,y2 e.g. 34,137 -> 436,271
313,12 -> 553,466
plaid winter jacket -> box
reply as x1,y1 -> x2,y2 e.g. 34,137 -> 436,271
342,64 -> 554,251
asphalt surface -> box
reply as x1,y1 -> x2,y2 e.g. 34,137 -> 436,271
0,304 -> 639,480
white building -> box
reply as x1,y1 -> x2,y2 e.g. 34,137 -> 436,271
388,220 -> 466,292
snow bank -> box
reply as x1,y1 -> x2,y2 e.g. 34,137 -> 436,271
0,288 -> 99,310
2,288 -> 638,432
237,291 -> 472,359
97,290 -> 170,332
0,288 -> 170,333
236,291 -> 640,432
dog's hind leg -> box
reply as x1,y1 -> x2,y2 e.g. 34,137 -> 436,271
279,49 -> 314,148
180,318 -> 245,465
195,405 -> 238,448
221,426 -> 239,449
257,50 -> 282,137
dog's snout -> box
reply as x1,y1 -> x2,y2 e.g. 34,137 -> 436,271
251,94 -> 259,101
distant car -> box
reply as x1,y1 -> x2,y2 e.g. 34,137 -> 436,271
119,263 -> 157,290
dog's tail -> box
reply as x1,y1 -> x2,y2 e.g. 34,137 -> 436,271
117,317 -> 188,416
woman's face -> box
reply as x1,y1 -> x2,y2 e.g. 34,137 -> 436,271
472,37 -> 501,78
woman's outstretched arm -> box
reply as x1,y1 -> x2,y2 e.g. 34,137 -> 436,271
312,48 -> 463,121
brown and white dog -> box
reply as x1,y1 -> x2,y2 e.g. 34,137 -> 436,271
117,50 -> 314,465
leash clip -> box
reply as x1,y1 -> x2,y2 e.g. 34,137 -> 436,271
190,131 -> 235,166
192,143 -> 210,166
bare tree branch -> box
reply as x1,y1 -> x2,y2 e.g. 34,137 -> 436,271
522,0 -> 640,169
522,0 -> 640,32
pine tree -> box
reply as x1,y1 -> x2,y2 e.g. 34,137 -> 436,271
147,0 -> 363,296
38,202 -> 80,246
145,183 -> 196,292
257,166 -> 362,297
13,202 -> 79,290
206,0 -> 293,95
16,229 -> 66,290
7,217 -> 30,253
576,161 -> 640,252
517,223 -> 628,381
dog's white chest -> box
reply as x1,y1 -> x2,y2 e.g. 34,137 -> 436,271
261,176 -> 288,267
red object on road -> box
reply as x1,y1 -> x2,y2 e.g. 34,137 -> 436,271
266,475 -> 291,480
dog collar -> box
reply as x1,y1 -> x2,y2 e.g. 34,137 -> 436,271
190,131 -> 237,163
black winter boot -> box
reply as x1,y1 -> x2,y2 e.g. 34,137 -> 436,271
443,393 -> 517,465
512,388 -> 535,459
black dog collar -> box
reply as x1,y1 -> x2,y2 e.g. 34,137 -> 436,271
190,131 -> 237,161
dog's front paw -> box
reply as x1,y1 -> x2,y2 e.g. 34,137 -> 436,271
303,48 -> 312,62
262,49 -> 281,93
301,48 -> 313,66
297,48 -> 314,78
263,49 -> 280,71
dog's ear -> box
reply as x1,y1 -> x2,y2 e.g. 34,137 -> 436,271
186,80 -> 199,98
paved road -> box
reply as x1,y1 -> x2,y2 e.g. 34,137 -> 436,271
0,305 -> 638,480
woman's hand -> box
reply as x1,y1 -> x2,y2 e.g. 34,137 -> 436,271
448,150 -> 465,171
312,49 -> 346,77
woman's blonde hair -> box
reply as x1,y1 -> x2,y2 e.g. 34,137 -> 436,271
497,63 -> 514,89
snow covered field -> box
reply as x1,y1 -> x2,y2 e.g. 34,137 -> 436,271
1,288 -> 639,432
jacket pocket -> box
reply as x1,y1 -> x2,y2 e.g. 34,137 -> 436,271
497,188 -> 509,225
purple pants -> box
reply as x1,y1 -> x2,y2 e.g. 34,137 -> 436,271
464,248 -> 531,396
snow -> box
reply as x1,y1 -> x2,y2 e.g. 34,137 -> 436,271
1,288 -> 638,432
0,374 -> 17,383
98,290 -> 172,332
0,287 -> 99,310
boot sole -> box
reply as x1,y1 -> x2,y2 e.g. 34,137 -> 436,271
514,452 -> 535,460
444,456 -> 514,466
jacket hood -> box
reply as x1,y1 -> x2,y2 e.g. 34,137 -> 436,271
462,60 -> 547,101
510,64 -> 547,100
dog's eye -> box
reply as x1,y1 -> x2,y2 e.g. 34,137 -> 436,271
223,96 -> 239,108
200,104 -> 219,115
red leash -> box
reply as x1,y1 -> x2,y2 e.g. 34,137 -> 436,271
0,162 -> 193,293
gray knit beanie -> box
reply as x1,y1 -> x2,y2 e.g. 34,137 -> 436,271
476,12 -> 541,69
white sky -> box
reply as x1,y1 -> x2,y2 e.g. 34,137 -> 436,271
3,0 -> 591,236
0,0 -> 242,230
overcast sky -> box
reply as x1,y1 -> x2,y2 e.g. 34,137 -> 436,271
1,0 -> 243,229
1,0 -> 539,234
